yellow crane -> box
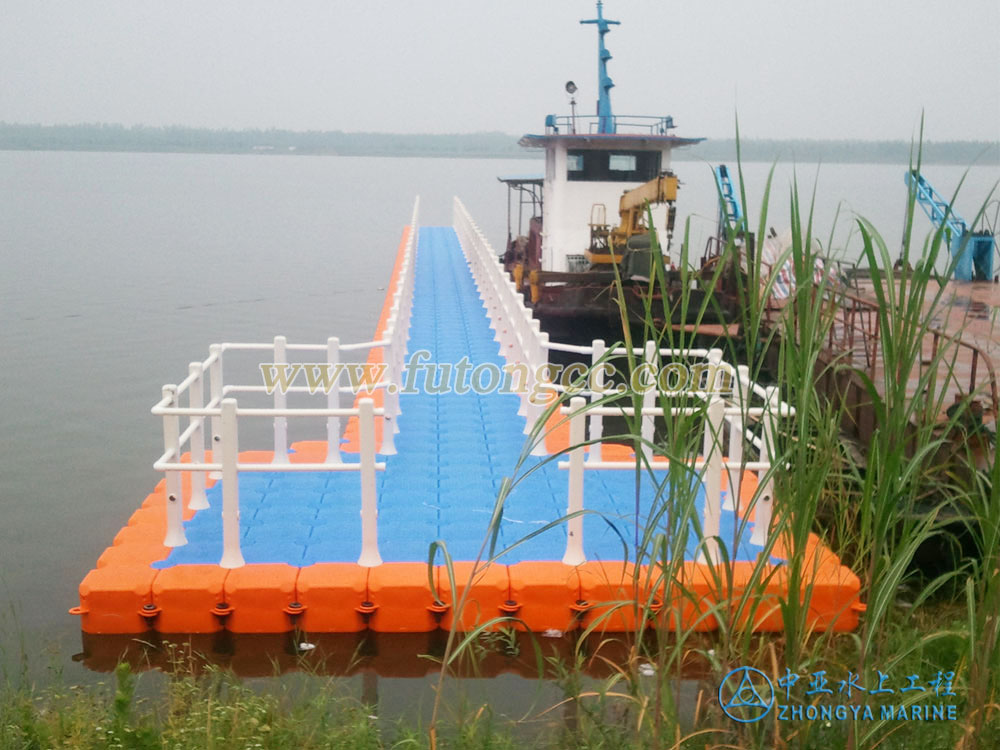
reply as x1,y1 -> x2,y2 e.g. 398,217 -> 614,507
585,171 -> 678,266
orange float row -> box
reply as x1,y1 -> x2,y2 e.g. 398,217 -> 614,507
74,556 -> 862,635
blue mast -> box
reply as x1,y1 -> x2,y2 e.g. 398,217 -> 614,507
580,1 -> 619,134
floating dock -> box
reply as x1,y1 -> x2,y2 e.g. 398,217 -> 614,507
73,200 -> 862,636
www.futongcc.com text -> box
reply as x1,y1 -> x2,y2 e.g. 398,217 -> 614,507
259,350 -> 733,403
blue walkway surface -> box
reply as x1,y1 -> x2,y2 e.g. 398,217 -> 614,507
157,227 -> 762,569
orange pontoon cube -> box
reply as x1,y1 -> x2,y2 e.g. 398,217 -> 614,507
223,564 -> 299,633
296,563 -> 369,632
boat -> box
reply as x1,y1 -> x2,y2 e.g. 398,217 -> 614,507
500,2 -> 743,345
71,2 -> 862,643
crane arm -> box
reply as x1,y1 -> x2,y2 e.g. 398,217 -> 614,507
615,171 -> 678,237
906,169 -> 968,238
618,172 -> 678,213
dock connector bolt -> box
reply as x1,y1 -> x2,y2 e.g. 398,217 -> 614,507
139,603 -> 161,620
426,601 -> 450,623
355,600 -> 378,623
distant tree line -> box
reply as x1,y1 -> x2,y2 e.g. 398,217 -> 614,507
0,122 -> 996,165
685,138 -> 999,166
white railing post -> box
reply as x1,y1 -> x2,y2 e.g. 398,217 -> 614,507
357,398 -> 383,567
209,344 -> 223,471
751,387 -> 779,546
529,319 -> 543,369
587,339 -> 606,464
219,398 -> 245,568
187,362 -> 209,510
723,364 -> 750,513
698,394 -> 725,564
529,332 -> 550,456
723,413 -> 743,512
515,309 -> 532,420
380,326 -> 397,456
325,336 -> 342,464
271,335 -> 290,464
706,347 -> 724,392
521,321 -> 543,423
640,341 -> 657,465
161,385 -> 188,547
563,396 -> 587,566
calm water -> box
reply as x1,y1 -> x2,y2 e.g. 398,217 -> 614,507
1,150 -> 997,688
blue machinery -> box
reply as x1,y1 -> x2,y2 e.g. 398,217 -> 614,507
714,165 -> 743,240
906,170 -> 996,282
581,1 -> 619,135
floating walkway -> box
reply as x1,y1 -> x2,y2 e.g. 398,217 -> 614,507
73,199 -> 862,636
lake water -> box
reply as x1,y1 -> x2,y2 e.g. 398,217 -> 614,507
1,150 -> 997,688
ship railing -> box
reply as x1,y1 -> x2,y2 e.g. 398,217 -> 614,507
556,358 -> 793,566
543,114 -> 676,136
147,197 -> 420,569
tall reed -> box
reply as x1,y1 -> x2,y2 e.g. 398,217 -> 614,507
426,136 -> 999,749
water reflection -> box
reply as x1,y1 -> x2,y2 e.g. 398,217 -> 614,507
74,629 -> 704,731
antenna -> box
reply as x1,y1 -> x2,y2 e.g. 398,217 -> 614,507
580,1 -> 620,134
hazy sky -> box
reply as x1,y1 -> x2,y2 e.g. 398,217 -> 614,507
3,0 -> 998,142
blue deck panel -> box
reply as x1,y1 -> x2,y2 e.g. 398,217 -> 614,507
155,226 -> 764,569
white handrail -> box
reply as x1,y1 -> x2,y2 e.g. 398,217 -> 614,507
454,197 -> 796,561
556,378 -> 792,556
152,197 -> 419,568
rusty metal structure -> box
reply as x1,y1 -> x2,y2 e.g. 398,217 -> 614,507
763,276 -> 999,445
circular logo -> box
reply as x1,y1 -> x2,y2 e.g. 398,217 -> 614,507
719,667 -> 775,723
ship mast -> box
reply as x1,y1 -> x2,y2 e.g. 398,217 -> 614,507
580,1 -> 620,134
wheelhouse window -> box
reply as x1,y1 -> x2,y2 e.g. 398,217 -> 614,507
566,149 -> 660,182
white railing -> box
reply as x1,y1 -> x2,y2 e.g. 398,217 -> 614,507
557,368 -> 791,566
454,197 -> 549,452
453,197 -> 795,566
149,198 -> 419,568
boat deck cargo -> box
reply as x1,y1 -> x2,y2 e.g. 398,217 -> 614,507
72,201 -> 862,636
